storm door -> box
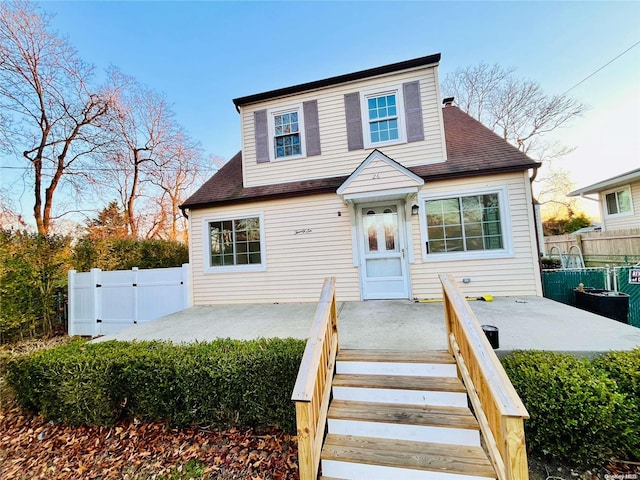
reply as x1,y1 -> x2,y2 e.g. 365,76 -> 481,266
358,203 -> 409,299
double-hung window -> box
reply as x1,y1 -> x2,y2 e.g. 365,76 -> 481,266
205,214 -> 266,271
604,187 -> 632,216
273,111 -> 301,158
368,94 -> 399,143
267,104 -> 306,161
421,188 -> 512,260
360,87 -> 406,148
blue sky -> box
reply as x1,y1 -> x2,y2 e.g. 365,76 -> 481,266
3,1 -> 640,219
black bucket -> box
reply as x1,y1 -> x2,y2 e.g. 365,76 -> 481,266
481,325 -> 499,349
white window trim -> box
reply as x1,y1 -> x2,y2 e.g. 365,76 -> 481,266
267,103 -> 306,162
202,212 -> 267,273
603,185 -> 633,218
418,185 -> 514,263
360,85 -> 407,149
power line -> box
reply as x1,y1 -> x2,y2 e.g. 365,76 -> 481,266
0,165 -> 210,173
562,40 -> 640,96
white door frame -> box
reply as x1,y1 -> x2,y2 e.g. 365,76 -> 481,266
356,200 -> 411,300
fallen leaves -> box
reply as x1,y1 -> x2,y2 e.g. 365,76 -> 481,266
0,406 -> 299,479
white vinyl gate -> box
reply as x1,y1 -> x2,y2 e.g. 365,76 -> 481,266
68,264 -> 191,337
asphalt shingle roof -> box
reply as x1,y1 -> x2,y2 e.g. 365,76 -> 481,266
181,106 -> 540,210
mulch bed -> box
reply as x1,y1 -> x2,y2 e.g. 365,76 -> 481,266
0,407 -> 299,479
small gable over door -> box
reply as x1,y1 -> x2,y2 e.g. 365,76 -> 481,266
337,150 -> 424,197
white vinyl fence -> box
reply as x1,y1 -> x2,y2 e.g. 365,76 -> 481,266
68,264 -> 191,337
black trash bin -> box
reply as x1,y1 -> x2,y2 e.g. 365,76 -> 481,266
574,288 -> 630,323
481,325 -> 499,349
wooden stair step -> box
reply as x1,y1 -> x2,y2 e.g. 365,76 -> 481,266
328,400 -> 479,430
337,349 -> 455,364
333,374 -> 465,392
322,434 -> 495,478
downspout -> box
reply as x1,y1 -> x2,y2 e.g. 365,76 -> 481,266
180,206 -> 189,220
530,166 -> 545,295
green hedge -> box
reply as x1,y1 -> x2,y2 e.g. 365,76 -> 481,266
502,349 -> 640,467
72,238 -> 189,271
6,338 -> 305,433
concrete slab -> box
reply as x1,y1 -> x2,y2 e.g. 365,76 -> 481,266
95,296 -> 640,356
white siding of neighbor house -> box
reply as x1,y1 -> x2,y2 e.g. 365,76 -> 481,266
339,156 -> 423,195
239,66 -> 446,188
188,172 -> 541,305
408,171 -> 542,299
602,180 -> 640,231
189,194 -> 361,304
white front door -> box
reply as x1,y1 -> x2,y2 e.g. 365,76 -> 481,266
358,202 -> 410,299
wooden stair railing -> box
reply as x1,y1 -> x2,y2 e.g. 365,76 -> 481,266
291,277 -> 339,480
440,273 -> 530,480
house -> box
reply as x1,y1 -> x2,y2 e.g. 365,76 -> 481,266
181,54 -> 543,304
568,168 -> 640,231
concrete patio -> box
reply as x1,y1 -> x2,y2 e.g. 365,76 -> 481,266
95,296 -> 640,356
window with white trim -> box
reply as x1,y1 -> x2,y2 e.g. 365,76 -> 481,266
361,87 -> 406,148
205,215 -> 265,271
268,104 -> 306,161
604,186 -> 632,216
424,193 -> 505,254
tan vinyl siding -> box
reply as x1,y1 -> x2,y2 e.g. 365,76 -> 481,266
409,171 -> 542,298
241,67 -> 445,187
340,157 -> 422,195
190,194 -> 361,304
188,173 -> 540,304
603,181 -> 640,231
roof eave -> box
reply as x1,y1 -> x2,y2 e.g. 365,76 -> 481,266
568,168 -> 640,197
233,53 -> 441,107
183,162 -> 539,211
417,163 -> 541,182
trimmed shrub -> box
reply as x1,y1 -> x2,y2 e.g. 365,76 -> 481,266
72,238 -> 188,272
592,349 -> 640,459
502,350 -> 638,467
5,338 -> 305,432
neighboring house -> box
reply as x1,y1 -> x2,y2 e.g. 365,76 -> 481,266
569,168 -> 640,232
181,54 -> 543,304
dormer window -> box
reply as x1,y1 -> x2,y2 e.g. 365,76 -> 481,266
361,87 -> 406,148
367,93 -> 399,143
346,82 -> 422,152
273,109 -> 303,159
254,101 -> 321,163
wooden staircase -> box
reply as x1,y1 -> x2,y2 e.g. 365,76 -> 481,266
320,349 -> 495,479
292,275 -> 530,480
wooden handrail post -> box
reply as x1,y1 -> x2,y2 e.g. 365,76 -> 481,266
501,416 -> 528,480
292,277 -> 339,480
439,273 -> 529,480
296,401 -> 315,480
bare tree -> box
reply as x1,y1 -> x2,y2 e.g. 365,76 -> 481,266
148,130 -> 206,241
103,69 -> 178,239
442,63 -> 587,163
0,1 -> 111,234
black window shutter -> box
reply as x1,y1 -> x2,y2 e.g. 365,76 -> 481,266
344,92 -> 364,151
254,109 -> 269,163
403,81 -> 424,142
303,100 -> 321,156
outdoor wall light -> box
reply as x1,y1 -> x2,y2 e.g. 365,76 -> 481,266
411,204 -> 420,215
